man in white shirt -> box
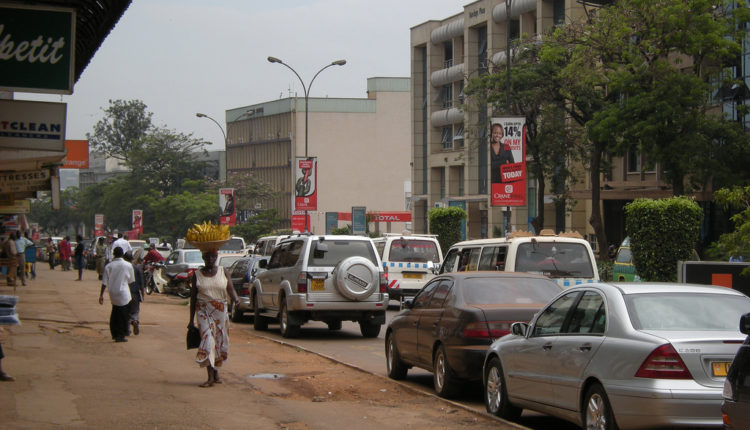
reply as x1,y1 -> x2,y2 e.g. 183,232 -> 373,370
99,246 -> 134,342
108,233 -> 131,262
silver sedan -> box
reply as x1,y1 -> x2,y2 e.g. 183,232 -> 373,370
482,282 -> 750,430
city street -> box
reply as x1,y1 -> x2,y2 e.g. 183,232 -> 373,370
0,264 -> 524,430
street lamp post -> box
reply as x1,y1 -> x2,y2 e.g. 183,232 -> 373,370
267,56 -> 346,232
504,0 -> 512,236
196,112 -> 227,146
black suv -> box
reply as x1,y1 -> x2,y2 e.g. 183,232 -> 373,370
252,234 -> 387,338
722,313 -> 750,429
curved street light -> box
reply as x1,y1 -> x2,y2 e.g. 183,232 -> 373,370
195,112 -> 227,146
267,56 -> 346,232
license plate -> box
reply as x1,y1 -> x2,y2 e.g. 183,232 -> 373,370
403,273 -> 423,279
712,361 -> 731,377
311,278 -> 325,291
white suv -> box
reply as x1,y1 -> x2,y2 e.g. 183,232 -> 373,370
252,234 -> 388,338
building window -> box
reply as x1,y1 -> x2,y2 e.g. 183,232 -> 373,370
458,167 -> 465,196
477,26 -> 487,74
444,42 -> 453,68
454,124 -> 464,148
627,144 -> 640,173
510,19 -> 520,41
441,126 -> 453,149
442,84 -> 453,108
458,81 -> 465,105
553,0 -> 565,26
440,169 -> 446,199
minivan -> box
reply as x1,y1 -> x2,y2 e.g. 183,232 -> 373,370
440,230 -> 599,287
372,233 -> 442,301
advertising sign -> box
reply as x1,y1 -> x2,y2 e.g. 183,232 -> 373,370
291,212 -> 309,233
62,140 -> 89,169
0,99 -> 66,151
94,213 -> 104,237
0,5 -> 76,94
294,157 -> 317,211
132,209 -> 142,235
0,169 -> 51,193
489,117 -> 527,207
325,212 -> 338,234
219,188 -> 236,226
352,206 -> 367,236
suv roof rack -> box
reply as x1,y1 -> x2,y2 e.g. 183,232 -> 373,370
381,232 -> 438,238
507,230 -> 584,239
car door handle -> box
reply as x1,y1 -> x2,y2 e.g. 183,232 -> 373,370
542,342 -> 553,350
578,343 -> 592,352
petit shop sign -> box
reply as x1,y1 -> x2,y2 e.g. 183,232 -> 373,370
0,4 -> 76,94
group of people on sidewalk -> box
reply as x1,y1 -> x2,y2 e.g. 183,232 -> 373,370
2,231 -> 35,287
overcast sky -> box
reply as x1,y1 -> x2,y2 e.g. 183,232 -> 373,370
17,0 -> 462,150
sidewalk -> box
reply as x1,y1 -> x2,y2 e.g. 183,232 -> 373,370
0,264 -> 513,429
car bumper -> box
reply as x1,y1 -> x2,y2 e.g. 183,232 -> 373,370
446,344 -> 489,381
285,293 -> 388,323
236,296 -> 252,312
607,383 -> 724,428
722,399 -> 750,430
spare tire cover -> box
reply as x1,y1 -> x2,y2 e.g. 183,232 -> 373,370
334,256 -> 379,301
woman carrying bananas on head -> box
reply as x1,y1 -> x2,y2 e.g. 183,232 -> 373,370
186,221 -> 239,387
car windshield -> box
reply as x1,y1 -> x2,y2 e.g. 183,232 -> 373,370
306,239 -> 377,267
515,242 -> 594,278
461,277 -> 562,305
626,293 -> 750,331
184,250 -> 203,264
387,240 -> 440,263
219,255 -> 242,267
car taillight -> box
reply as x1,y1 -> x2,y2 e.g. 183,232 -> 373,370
379,271 -> 387,293
463,321 -> 513,339
635,344 -> 693,379
240,288 -> 249,295
297,272 -> 307,293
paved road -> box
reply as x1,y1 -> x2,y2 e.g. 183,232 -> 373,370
235,302 -> 579,430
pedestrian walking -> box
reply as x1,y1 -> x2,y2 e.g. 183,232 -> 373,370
46,238 -> 56,270
59,236 -> 72,271
2,233 -> 18,286
23,232 -> 36,280
74,235 -> 85,281
109,233 -> 131,262
123,251 -> 144,336
188,247 -> 238,387
99,246 -> 134,342
14,232 -> 32,286
95,237 -> 107,280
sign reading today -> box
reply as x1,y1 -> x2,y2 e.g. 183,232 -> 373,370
0,4 -> 76,94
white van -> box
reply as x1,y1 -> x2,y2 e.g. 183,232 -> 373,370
253,235 -> 291,257
440,230 -> 599,287
372,233 -> 443,300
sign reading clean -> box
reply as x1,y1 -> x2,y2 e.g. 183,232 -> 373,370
0,4 -> 76,94
0,99 -> 67,151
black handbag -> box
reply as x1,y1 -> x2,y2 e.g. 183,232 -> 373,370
186,325 -> 201,350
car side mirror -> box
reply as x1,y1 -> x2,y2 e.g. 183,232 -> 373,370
511,322 -> 528,337
427,261 -> 439,274
402,298 -> 414,310
740,313 -> 750,335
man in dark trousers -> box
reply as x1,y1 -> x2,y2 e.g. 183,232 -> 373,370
98,247 -> 134,342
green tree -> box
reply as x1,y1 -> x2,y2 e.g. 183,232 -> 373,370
229,209 -> 284,242
625,197 -> 702,281
149,191 -> 218,240
707,185 -> 750,261
428,207 -> 467,254
467,40 -> 583,234
87,99 -> 153,163
29,188 -> 85,235
205,171 -> 280,219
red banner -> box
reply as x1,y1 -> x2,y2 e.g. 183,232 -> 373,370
291,213 -> 310,232
490,117 -> 527,207
294,157 -> 317,211
94,214 -> 104,237
132,209 -> 143,235
219,188 -> 236,226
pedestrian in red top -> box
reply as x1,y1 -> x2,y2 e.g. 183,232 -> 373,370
59,236 -> 72,271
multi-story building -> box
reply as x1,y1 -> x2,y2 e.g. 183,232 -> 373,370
225,77 -> 412,234
410,0 -> 745,250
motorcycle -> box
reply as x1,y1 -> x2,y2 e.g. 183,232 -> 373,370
145,262 -> 193,298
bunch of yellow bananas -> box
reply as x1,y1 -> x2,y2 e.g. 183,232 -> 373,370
186,221 -> 230,242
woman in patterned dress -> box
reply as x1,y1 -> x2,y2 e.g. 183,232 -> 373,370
187,249 -> 238,387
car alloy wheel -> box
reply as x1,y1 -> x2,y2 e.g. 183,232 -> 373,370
484,357 -> 521,420
386,333 -> 408,380
433,345 -> 458,398
279,299 -> 300,338
584,383 -> 616,430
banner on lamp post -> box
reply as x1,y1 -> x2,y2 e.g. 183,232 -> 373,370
489,117 -> 527,207
294,157 -> 317,211
219,188 -> 236,226
132,210 -> 143,236
94,214 -> 104,237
